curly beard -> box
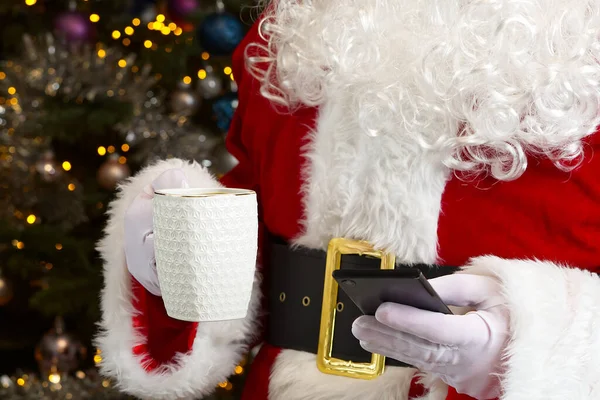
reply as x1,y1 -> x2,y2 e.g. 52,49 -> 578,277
245,0 -> 600,181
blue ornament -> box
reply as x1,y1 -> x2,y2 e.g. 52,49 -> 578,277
197,12 -> 245,55
212,93 -> 238,132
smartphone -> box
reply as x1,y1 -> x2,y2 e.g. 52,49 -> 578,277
333,268 -> 452,315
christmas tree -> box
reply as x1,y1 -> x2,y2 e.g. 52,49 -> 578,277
0,0 -> 255,398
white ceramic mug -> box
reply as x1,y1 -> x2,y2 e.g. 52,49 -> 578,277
153,187 -> 258,322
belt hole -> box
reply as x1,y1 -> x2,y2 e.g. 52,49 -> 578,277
279,292 -> 286,302
302,296 -> 310,306
336,302 -> 344,312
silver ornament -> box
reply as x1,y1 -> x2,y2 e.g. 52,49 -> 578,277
35,317 -> 86,377
169,89 -> 201,116
196,66 -> 223,99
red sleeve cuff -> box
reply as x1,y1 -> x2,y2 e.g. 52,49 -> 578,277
130,276 -> 198,371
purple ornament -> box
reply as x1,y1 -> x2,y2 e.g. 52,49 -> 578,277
168,0 -> 199,20
54,11 -> 94,43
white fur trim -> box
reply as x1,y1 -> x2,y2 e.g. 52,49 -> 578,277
269,350 -> 447,400
276,64 -> 451,398
294,94 -> 449,264
94,159 -> 261,400
463,256 -> 600,400
285,31 -> 452,398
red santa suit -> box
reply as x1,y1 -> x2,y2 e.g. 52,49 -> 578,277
95,1 -> 600,399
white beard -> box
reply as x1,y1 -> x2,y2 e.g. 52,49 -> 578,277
247,0 -> 600,180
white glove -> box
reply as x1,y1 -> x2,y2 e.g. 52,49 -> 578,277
351,274 -> 509,399
123,168 -> 188,296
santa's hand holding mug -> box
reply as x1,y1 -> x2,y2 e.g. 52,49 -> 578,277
123,168 -> 258,323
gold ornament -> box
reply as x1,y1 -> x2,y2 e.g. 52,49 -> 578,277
0,270 -> 14,306
35,317 -> 86,377
97,154 -> 131,190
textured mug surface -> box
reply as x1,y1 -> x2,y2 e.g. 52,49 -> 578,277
153,188 -> 258,322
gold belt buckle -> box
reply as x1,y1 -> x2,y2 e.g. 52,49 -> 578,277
317,238 -> 396,380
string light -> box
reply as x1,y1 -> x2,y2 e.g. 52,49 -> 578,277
107,145 -> 116,153
121,144 -> 130,152
0,72 -> 5,79
198,69 -> 207,79
48,373 -> 61,384
174,27 -> 183,36
8,87 -> 16,95
17,378 -> 25,386
68,183 -> 76,191
55,243 -> 63,250
147,22 -> 155,30
25,0 -> 36,5
118,59 -> 127,68
27,214 -> 36,224
97,49 -> 106,59
94,354 -> 102,364
89,14 -> 100,23
161,26 -> 171,35
45,263 -> 53,270
201,52 -> 210,60
122,38 -> 131,46
97,146 -> 107,156
234,365 -> 243,374
118,156 -> 127,164
218,381 -> 228,388
124,26 -> 134,35
183,76 -> 192,85
131,66 -> 139,73
156,14 -> 166,22
76,371 -> 86,379
112,30 -> 121,40
102,380 -> 110,388
132,18 -> 141,26
16,241 -> 25,250
168,22 -> 177,31
62,161 -> 72,171
154,21 -> 164,30
144,40 -> 153,49
224,66 -> 232,75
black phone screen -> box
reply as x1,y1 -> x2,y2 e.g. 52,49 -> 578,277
333,269 -> 452,315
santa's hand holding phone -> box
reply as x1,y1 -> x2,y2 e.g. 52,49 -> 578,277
352,273 -> 509,400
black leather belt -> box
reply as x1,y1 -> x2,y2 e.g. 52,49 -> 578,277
266,237 -> 457,368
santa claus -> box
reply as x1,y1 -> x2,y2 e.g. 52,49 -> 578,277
94,0 -> 600,399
